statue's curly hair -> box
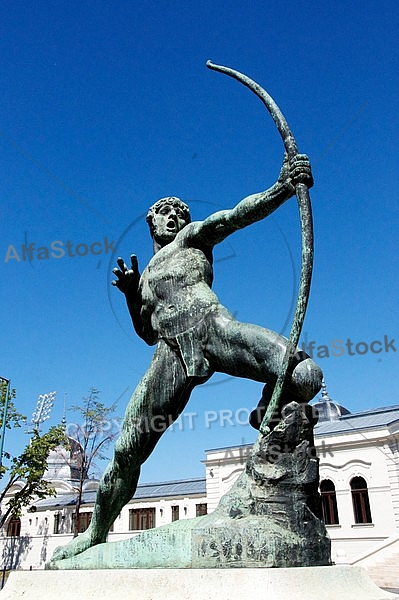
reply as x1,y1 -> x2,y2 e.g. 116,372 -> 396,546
146,197 -> 191,234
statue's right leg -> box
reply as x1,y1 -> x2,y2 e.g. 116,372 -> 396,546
204,313 -> 322,431
49,341 -> 196,563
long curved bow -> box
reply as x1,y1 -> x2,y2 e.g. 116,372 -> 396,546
206,60 -> 314,435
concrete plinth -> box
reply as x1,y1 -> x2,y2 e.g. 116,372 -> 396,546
1,566 -> 398,600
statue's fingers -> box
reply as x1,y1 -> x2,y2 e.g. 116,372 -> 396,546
116,257 -> 126,271
130,254 -> 138,271
112,268 -> 124,279
293,156 -> 311,170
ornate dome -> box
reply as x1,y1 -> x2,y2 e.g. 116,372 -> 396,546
312,380 -> 351,422
44,436 -> 83,481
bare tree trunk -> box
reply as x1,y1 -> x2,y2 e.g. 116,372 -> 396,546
73,477 -> 84,537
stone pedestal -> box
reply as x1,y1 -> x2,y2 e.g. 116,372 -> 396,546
1,566 -> 397,600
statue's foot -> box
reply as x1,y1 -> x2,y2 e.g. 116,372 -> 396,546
47,529 -> 103,566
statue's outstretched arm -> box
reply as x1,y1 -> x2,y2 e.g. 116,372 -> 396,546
190,154 -> 312,248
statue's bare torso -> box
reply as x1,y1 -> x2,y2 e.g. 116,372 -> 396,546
139,226 -> 220,339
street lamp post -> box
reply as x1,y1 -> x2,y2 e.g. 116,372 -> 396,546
0,377 -> 10,590
0,377 -> 11,468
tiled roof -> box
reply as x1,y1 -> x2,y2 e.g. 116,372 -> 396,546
314,404 -> 399,436
33,477 -> 206,510
134,478 -> 206,499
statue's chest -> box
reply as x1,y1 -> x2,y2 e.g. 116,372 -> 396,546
145,247 -> 207,287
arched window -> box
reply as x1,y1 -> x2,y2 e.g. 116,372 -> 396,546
351,476 -> 372,524
320,479 -> 339,525
7,517 -> 21,537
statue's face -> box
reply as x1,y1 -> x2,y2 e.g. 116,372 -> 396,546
151,203 -> 189,245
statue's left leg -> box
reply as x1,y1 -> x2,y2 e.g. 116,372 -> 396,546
49,341 -> 200,564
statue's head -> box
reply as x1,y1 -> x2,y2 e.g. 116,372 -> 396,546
146,197 -> 191,246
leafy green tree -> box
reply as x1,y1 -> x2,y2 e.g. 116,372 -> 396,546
0,382 -> 25,459
0,381 -> 67,530
68,387 -> 118,537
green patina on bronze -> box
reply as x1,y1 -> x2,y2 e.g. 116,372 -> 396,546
48,62 -> 327,570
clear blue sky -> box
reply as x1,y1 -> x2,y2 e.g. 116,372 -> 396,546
1,1 -> 398,482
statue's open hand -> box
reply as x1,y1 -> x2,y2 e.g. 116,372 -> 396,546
112,254 -> 140,295
289,154 -> 314,189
